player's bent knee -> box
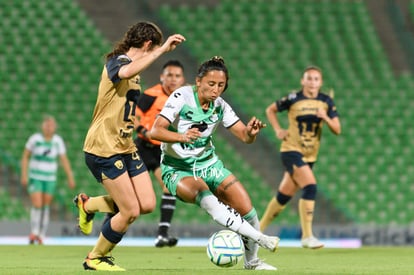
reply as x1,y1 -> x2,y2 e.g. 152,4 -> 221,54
127,212 -> 139,224
120,207 -> 140,223
301,184 -> 317,200
140,200 -> 156,214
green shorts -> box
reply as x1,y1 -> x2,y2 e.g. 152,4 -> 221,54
161,159 -> 232,196
28,179 -> 57,195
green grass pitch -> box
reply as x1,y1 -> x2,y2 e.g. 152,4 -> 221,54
1,245 -> 413,274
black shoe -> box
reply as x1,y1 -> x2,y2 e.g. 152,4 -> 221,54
29,234 -> 36,245
154,235 -> 178,247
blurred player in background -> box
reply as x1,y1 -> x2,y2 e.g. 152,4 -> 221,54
74,22 -> 185,271
259,66 -> 341,249
21,115 -> 75,245
134,60 -> 186,247
150,56 -> 279,270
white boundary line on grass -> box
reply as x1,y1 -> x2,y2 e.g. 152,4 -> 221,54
0,236 -> 361,248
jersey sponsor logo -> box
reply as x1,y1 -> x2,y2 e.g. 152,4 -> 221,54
180,136 -> 210,150
164,103 -> 175,109
119,126 -> 134,138
190,121 -> 208,132
300,107 -> 318,112
114,160 -> 124,170
197,167 -> 224,179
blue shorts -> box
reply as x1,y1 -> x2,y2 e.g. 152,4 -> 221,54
281,151 -> 314,175
85,151 -> 147,183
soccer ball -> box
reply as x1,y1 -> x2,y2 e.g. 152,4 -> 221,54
206,229 -> 245,268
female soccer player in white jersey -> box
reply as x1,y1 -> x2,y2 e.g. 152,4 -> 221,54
150,56 -> 280,270
21,115 -> 75,245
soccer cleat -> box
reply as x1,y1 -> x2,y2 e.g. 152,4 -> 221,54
73,193 -> 95,235
244,258 -> 277,270
301,236 -> 324,249
154,235 -> 178,247
35,236 -> 43,245
83,255 -> 125,271
29,234 -> 36,245
257,234 -> 280,252
29,234 -> 43,245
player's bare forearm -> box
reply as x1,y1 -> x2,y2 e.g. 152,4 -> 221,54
326,117 -> 341,135
60,155 -> 75,188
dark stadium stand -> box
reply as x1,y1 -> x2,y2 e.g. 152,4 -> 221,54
157,0 -> 414,225
0,0 -> 110,220
0,1 -> 282,222
1,0 -> 414,227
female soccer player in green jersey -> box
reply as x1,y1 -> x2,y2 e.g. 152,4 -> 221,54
150,56 -> 280,270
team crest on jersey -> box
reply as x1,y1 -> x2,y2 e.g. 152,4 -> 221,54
114,160 -> 124,170
210,113 -> 219,123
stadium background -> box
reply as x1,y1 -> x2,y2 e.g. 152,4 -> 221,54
1,0 -> 414,245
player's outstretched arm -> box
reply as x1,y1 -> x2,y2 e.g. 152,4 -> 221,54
228,117 -> 266,144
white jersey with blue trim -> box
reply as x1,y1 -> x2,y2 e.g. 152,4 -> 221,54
159,85 -> 239,165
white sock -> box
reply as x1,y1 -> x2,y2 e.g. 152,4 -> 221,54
30,207 -> 42,236
242,209 -> 260,264
39,206 -> 50,239
198,193 -> 262,241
